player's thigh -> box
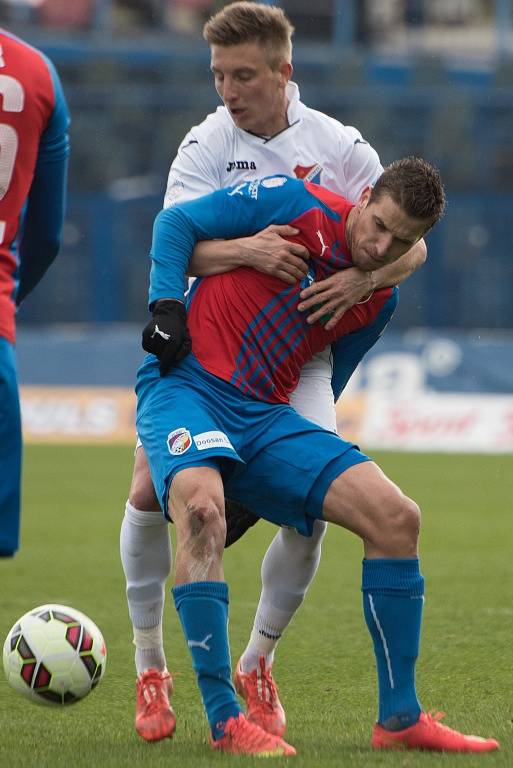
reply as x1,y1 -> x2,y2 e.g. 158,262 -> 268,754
128,442 -> 160,511
0,338 -> 21,470
322,460 -> 413,542
137,388 -> 242,519
289,351 -> 336,431
0,338 -> 21,535
225,409 -> 366,536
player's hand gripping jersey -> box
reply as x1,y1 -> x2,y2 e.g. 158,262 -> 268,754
0,30 -> 70,343
148,176 -> 397,404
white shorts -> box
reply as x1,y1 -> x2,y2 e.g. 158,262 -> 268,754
289,348 -> 336,433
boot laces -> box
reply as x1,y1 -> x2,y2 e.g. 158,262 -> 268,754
138,670 -> 170,715
225,713 -> 280,750
253,656 -> 279,712
424,711 -> 465,740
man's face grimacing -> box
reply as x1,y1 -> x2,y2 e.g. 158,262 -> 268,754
210,41 -> 292,138
348,189 -> 429,272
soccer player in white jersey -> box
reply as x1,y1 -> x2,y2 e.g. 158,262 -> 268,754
120,2 -> 427,742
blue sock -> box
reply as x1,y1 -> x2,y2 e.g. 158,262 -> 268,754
362,558 -> 424,730
172,581 -> 242,740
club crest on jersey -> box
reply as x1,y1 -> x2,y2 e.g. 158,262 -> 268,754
167,428 -> 192,455
226,160 -> 257,173
294,164 -> 323,184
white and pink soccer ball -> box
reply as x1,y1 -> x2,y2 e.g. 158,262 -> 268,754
3,604 -> 106,705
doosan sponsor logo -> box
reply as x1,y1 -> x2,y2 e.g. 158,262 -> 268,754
193,431 -> 233,450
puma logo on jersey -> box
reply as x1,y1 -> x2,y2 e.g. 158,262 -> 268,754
226,160 -> 257,172
187,633 -> 213,651
316,230 -> 328,257
151,325 -> 171,341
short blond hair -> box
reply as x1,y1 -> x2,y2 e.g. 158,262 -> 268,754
203,1 -> 294,69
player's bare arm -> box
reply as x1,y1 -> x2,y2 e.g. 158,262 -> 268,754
298,238 -> 426,330
188,224 -> 310,284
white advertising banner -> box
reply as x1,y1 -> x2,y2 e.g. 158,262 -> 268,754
360,393 -> 513,453
20,387 -> 136,443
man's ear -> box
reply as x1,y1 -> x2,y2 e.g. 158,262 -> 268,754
358,186 -> 372,209
279,61 -> 293,85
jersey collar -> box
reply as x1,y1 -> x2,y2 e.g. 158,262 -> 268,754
285,81 -> 302,124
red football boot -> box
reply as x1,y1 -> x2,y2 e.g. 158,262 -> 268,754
372,711 -> 499,752
212,712 -> 295,756
135,668 -> 176,742
234,656 -> 286,737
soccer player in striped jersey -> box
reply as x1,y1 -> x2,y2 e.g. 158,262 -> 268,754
0,30 -> 70,558
120,1 -> 428,741
137,158 -> 497,755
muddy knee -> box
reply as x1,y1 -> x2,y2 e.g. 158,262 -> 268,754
182,497 -> 226,566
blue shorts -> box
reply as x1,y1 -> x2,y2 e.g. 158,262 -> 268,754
0,337 -> 22,556
136,354 -> 370,536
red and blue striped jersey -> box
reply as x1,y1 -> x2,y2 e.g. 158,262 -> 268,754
0,30 -> 70,342
149,175 -> 395,404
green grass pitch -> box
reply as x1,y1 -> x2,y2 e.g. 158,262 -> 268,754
0,445 -> 511,767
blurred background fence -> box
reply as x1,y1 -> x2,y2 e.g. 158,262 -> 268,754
2,0 -> 512,449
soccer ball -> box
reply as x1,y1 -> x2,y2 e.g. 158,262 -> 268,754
3,604 -> 106,705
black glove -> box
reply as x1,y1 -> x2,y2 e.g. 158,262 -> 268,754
142,299 -> 192,376
224,498 -> 260,548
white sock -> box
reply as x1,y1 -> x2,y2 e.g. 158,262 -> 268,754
239,520 -> 327,672
120,501 -> 172,675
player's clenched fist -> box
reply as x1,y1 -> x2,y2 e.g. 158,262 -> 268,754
142,299 -> 192,376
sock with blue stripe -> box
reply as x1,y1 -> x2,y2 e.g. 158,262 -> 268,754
362,557 -> 424,730
172,581 -> 242,740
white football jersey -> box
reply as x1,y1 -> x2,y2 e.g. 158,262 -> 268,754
163,82 -> 383,431
164,82 -> 383,209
